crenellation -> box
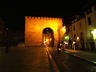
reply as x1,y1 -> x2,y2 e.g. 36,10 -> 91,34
54,17 -> 57,20
51,17 -> 54,20
49,17 -> 51,20
25,16 -> 62,21
41,17 -> 43,19
56,18 -> 58,20
43,17 -> 47,20
25,16 -> 29,20
25,16 -> 63,47
37,17 -> 40,19
32,17 -> 35,19
28,16 -> 32,20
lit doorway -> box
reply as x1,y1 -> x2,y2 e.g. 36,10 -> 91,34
42,28 -> 54,47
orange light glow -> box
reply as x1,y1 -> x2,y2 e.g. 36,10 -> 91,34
73,41 -> 76,45
46,47 -> 48,52
46,39 -> 49,42
61,26 -> 66,33
25,16 -> 63,46
50,38 -> 52,41
76,37 -> 80,41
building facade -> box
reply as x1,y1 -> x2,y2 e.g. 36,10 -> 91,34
25,16 -> 63,47
68,5 -> 96,52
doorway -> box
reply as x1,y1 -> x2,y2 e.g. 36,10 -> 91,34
42,28 -> 54,47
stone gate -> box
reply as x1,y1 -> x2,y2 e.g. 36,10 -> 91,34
25,16 -> 63,47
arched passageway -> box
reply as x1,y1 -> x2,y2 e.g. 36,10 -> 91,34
25,16 -> 63,47
42,28 -> 54,47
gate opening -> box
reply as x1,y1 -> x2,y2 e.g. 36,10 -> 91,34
42,28 -> 54,47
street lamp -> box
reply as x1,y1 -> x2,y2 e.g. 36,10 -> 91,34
91,29 -> 96,40
61,26 -> 66,33
64,35 -> 69,41
76,37 -> 80,41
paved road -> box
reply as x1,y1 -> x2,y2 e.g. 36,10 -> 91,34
1,46 -> 96,72
0,46 -> 59,72
50,48 -> 96,72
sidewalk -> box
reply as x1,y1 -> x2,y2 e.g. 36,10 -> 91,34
64,48 -> 96,65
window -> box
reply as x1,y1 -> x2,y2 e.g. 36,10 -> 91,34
88,17 -> 91,26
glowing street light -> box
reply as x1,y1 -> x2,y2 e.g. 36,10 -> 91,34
46,39 -> 49,42
61,26 -> 66,33
73,41 -> 76,45
91,29 -> 96,34
64,36 -> 69,41
76,37 -> 80,41
50,38 -> 52,41
91,29 -> 96,40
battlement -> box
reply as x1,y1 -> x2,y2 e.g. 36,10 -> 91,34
25,16 -> 62,21
25,15 -> 63,47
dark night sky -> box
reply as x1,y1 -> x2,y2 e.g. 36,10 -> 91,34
1,0 -> 95,32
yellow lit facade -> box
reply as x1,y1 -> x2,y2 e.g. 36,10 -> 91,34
91,29 -> 96,40
25,16 -> 63,47
68,6 -> 96,51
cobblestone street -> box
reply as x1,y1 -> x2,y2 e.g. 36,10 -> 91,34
0,46 -> 59,72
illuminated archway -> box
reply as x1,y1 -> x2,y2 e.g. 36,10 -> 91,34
42,27 -> 54,47
25,16 -> 63,47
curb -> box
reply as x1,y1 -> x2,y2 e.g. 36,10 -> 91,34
46,49 -> 60,72
63,51 -> 96,66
